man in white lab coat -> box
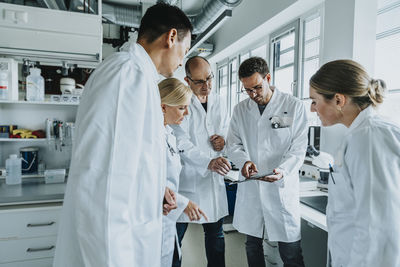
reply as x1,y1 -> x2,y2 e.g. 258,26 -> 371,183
227,57 -> 308,267
171,56 -> 231,267
53,3 -> 192,267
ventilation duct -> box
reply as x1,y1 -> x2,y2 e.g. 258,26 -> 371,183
191,0 -> 242,35
36,0 -> 67,10
102,2 -> 141,28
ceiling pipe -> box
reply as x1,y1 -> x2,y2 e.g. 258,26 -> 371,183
36,0 -> 67,10
102,2 -> 141,28
191,0 -> 242,35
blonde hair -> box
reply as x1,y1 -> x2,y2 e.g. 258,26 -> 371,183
310,59 -> 386,109
158,78 -> 192,106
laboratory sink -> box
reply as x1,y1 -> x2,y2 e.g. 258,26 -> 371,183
300,195 -> 328,215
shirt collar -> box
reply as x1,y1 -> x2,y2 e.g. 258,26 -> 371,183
348,105 -> 375,132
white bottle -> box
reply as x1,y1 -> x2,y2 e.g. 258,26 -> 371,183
6,154 -> 22,185
26,68 -> 44,101
0,71 -> 8,100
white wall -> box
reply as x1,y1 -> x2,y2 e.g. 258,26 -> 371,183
320,0 -> 378,155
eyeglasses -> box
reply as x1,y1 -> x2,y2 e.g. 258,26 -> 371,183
187,73 -> 214,86
240,76 -> 266,94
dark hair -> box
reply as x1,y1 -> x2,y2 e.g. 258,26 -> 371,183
185,56 -> 210,77
138,3 -> 193,43
238,57 -> 270,79
310,59 -> 386,109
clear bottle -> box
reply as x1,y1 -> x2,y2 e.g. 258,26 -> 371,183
0,71 -> 8,100
26,68 -> 44,101
6,154 -> 22,185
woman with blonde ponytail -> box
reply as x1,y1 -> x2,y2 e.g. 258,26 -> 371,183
309,59 -> 400,267
158,78 -> 208,267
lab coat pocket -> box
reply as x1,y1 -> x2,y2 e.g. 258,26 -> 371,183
328,170 -> 351,214
268,127 -> 291,151
178,163 -> 196,193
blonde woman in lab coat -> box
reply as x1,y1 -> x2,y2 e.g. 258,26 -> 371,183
159,78 -> 208,267
309,59 -> 400,267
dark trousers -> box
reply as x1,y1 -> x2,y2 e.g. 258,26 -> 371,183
246,234 -> 305,267
172,218 -> 225,267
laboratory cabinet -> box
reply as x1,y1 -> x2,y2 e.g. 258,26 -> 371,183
0,203 -> 61,266
0,2 -> 102,66
301,218 -> 328,267
0,100 -> 78,171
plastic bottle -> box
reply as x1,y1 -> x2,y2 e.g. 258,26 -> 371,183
6,154 -> 22,185
0,71 -> 8,100
26,68 -> 44,101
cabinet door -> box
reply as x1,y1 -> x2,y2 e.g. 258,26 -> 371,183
0,206 -> 61,239
301,218 -> 328,267
0,257 -> 53,267
0,236 -> 56,263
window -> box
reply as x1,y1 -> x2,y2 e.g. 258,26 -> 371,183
228,58 -> 240,116
216,7 -> 323,117
301,12 -> 322,98
375,0 -> 400,91
217,63 -> 228,106
270,20 -> 300,96
251,44 -> 268,60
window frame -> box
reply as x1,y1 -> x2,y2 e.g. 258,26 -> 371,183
269,19 -> 301,97
375,0 -> 400,92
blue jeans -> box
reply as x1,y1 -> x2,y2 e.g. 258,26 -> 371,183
246,235 -> 305,267
172,219 -> 225,267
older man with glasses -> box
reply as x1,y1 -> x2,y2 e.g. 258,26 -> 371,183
171,56 -> 231,267
227,57 -> 308,267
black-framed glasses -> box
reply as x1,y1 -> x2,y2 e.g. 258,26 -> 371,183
187,73 -> 214,86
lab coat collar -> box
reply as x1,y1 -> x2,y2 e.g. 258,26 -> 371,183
165,125 -> 173,135
247,86 -> 279,119
123,42 -> 159,82
348,106 -> 375,132
191,92 -> 215,113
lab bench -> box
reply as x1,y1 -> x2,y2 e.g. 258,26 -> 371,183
0,178 -> 66,206
0,178 -> 65,266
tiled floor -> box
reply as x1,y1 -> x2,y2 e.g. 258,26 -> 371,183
180,219 -> 247,267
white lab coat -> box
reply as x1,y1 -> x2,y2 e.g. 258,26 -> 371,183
161,126 -> 189,267
327,106 -> 400,267
227,88 -> 308,242
53,43 -> 166,267
171,93 -> 229,223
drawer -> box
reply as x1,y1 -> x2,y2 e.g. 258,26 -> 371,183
0,236 -> 56,263
0,206 -> 61,239
0,257 -> 53,267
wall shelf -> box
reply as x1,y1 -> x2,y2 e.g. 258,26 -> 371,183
0,138 -> 47,142
0,100 -> 79,106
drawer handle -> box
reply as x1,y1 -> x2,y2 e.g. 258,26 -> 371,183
27,221 -> 55,227
27,245 -> 55,252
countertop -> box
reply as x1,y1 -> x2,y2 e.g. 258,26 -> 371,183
0,174 -> 328,233
300,189 -> 328,231
0,178 -> 66,206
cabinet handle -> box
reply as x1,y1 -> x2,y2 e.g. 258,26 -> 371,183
26,245 -> 55,252
27,221 -> 55,227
